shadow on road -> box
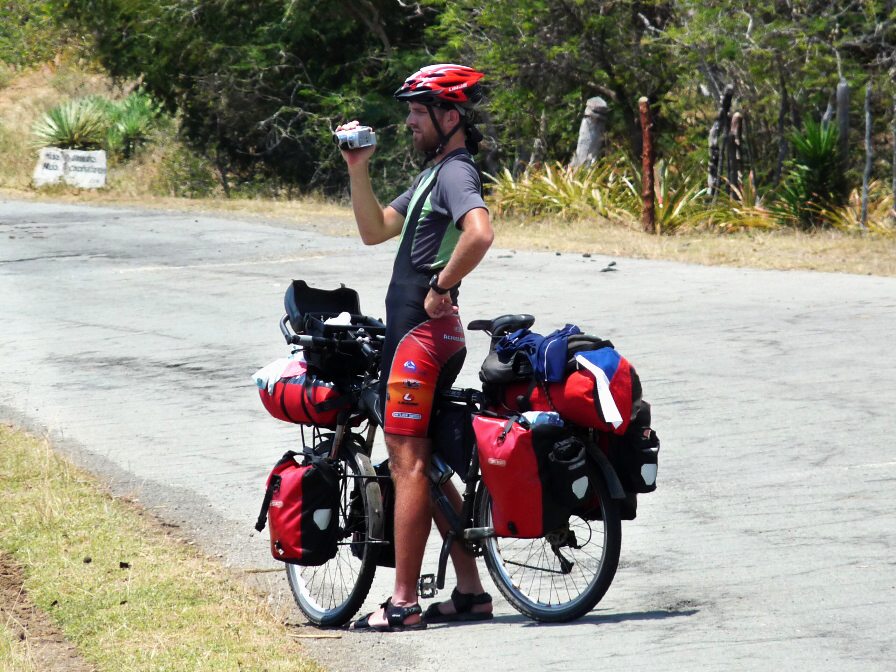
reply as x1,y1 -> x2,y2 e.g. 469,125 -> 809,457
484,607 -> 700,627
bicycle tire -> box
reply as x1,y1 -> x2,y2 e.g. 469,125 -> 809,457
476,465 -> 622,622
285,436 -> 381,626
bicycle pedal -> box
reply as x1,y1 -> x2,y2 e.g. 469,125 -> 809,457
417,574 -> 438,599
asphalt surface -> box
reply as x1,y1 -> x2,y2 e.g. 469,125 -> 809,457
1,199 -> 894,671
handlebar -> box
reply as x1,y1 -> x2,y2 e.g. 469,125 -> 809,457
279,314 -> 381,356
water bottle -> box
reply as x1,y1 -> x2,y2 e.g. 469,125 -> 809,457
522,411 -> 564,428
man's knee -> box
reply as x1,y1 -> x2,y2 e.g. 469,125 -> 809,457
386,434 -> 431,482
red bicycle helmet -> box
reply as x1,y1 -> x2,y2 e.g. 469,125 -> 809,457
394,63 -> 484,109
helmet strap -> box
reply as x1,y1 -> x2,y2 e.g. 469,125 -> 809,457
424,105 -> 464,162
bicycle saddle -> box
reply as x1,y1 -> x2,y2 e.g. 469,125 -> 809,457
467,314 -> 535,339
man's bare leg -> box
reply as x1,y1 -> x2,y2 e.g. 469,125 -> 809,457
362,433 -> 430,628
428,480 -> 493,617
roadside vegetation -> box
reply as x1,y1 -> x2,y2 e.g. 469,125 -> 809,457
0,0 -> 895,275
0,424 -> 323,672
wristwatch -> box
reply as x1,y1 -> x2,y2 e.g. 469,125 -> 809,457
428,273 -> 450,295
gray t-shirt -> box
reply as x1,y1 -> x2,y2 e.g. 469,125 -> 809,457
388,149 -> 488,275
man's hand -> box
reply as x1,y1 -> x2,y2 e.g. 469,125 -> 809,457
336,120 -> 376,167
424,289 -> 458,319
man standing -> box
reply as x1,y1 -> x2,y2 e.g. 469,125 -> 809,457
338,64 -> 495,631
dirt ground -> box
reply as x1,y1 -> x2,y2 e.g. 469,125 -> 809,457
0,553 -> 95,672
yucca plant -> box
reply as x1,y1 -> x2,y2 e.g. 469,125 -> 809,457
711,173 -> 779,232
486,160 -> 634,220
31,97 -> 108,150
107,91 -> 162,159
616,159 -> 712,233
816,180 -> 896,235
772,120 -> 848,229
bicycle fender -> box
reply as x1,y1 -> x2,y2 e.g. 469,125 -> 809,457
352,450 -> 385,540
585,442 -> 626,500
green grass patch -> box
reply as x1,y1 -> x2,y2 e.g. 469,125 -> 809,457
0,424 -> 324,672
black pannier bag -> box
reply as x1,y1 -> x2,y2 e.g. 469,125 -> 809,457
609,401 -> 660,494
543,433 -> 594,509
431,399 -> 476,480
347,460 -> 396,568
373,460 -> 396,568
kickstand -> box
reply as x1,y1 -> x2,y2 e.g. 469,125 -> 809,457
551,546 -> 574,575
436,530 -> 455,590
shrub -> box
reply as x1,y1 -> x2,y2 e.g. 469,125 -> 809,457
107,91 -> 163,159
31,97 -> 108,149
816,181 -> 896,235
486,160 -> 634,221
152,143 -> 218,198
772,121 -> 848,229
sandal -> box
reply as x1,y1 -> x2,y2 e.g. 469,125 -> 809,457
423,588 -> 494,623
352,598 -> 427,632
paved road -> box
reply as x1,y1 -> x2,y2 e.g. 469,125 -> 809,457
1,199 -> 894,671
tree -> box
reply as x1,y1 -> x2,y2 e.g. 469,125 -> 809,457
425,0 -> 680,167
54,0 -> 434,194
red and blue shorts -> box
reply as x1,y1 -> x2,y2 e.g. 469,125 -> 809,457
379,283 -> 466,437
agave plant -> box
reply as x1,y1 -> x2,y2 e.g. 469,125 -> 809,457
616,159 -> 712,233
107,91 -> 162,159
772,120 -> 848,229
486,159 -> 634,220
815,180 -> 896,235
31,98 -> 108,150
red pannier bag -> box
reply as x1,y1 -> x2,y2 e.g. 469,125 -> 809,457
495,347 -> 640,436
472,415 -> 568,538
258,359 -> 348,428
254,451 -> 340,565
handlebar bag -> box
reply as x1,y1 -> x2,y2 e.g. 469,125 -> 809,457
254,451 -> 340,566
258,359 -> 349,428
473,415 -> 569,538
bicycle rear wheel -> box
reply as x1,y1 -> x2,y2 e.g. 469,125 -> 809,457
476,469 -> 621,622
285,436 -> 382,626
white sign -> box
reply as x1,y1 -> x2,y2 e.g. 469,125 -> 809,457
33,147 -> 107,189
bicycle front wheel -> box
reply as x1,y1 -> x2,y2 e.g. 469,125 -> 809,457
285,436 -> 381,626
476,471 -> 621,622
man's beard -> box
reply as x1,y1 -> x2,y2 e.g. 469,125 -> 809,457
412,129 -> 439,154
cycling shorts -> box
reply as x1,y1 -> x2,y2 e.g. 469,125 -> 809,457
379,282 -> 466,437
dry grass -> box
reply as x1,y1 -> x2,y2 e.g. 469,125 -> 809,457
0,625 -> 37,672
492,214 -> 896,276
0,424 -> 324,672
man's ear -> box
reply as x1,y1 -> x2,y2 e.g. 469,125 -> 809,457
445,107 -> 462,127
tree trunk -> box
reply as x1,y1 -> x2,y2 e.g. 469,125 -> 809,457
530,109 -> 548,166
774,63 -> 791,186
639,97 -> 656,234
478,110 -> 501,176
837,78 -> 850,173
709,84 -> 734,197
861,84 -> 872,230
727,112 -> 743,196
892,96 -> 896,221
571,97 -> 609,168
